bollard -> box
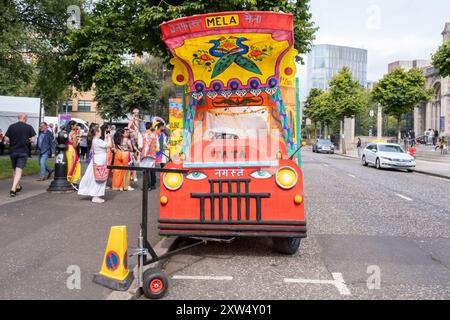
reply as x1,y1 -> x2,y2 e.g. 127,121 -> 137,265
47,130 -> 75,192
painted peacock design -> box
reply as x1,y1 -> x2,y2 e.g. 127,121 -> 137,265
208,36 -> 263,78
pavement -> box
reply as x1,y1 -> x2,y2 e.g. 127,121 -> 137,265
146,149 -> 450,300
0,163 -> 163,300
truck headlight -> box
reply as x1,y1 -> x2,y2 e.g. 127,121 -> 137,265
163,172 -> 184,190
276,167 -> 298,190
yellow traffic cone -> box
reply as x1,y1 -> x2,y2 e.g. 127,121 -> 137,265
93,226 -> 134,291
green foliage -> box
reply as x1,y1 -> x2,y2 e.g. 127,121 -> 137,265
372,68 -> 432,139
372,68 -> 431,120
0,0 -> 86,113
95,61 -> 159,119
329,67 -> 367,121
65,0 -> 317,91
432,40 -> 450,78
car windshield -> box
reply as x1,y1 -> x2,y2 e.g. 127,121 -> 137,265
318,140 -> 332,145
378,145 -> 404,153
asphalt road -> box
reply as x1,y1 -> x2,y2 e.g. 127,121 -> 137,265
154,149 -> 450,300
0,172 -> 161,300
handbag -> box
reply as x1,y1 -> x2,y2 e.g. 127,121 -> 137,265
92,142 -> 110,182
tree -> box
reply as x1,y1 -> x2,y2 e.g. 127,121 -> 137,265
65,0 -> 318,92
328,67 -> 366,154
95,62 -> 159,120
432,40 -> 450,77
304,88 -> 335,138
372,68 -> 432,142
0,0 -> 87,114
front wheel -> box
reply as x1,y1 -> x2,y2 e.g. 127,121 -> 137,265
142,268 -> 168,299
376,158 -> 382,170
272,238 -> 301,255
362,155 -> 368,166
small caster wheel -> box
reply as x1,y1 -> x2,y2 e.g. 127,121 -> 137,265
142,268 -> 168,299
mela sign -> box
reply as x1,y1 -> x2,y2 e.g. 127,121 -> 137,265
205,14 -> 239,28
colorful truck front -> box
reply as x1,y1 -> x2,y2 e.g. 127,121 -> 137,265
159,11 -> 306,254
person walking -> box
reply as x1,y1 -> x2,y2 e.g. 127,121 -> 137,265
78,125 -> 112,203
4,113 -> 36,197
356,137 -> 362,158
36,122 -> 55,181
139,122 -> 158,190
0,129 -> 5,155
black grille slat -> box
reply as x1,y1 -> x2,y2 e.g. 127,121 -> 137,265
192,179 -> 270,223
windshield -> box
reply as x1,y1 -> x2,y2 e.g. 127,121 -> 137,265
379,145 -> 405,153
190,106 -> 281,165
318,140 -> 332,145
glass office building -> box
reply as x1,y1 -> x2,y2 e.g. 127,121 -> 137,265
307,44 -> 368,93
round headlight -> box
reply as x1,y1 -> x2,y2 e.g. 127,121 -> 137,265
276,167 -> 298,190
163,172 -> 184,191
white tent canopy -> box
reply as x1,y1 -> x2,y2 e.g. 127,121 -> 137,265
0,95 -> 41,132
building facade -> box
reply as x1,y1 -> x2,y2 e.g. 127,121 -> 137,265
413,23 -> 450,138
306,44 -> 368,149
307,44 -> 368,93
60,88 -> 103,125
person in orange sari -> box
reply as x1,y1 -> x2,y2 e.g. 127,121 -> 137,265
112,129 -> 134,191
66,120 -> 81,185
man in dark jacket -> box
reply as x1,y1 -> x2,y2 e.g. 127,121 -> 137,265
36,122 -> 55,181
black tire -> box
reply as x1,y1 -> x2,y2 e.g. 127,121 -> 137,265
376,158 -> 382,170
362,155 -> 368,166
142,268 -> 168,299
407,169 -> 414,173
272,238 -> 301,255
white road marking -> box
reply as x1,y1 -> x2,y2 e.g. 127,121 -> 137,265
348,174 -> 356,178
284,272 -> 351,296
323,164 -> 329,167
396,193 -> 413,201
172,275 -> 233,281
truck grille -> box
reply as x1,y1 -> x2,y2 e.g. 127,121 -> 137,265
191,179 -> 270,222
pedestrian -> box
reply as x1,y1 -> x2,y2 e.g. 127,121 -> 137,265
36,122 -> 55,181
424,129 -> 430,145
48,123 -> 55,138
110,125 -> 116,140
160,128 -> 170,168
66,120 -> 81,185
139,122 -> 158,190
356,137 -> 362,158
4,113 -> 36,197
79,129 -> 88,161
154,122 -> 165,166
434,129 -> 439,146
0,129 -> 5,155
86,122 -> 98,164
429,129 -> 435,146
78,125 -> 113,203
410,130 -> 416,147
111,129 -> 134,191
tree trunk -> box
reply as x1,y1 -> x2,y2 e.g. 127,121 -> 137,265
340,119 -> 347,155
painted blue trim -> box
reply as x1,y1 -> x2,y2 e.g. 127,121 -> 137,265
183,161 -> 278,168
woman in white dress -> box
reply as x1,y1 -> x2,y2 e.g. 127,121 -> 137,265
78,125 -> 112,203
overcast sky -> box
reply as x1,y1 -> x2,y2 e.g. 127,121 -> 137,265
297,0 -> 450,100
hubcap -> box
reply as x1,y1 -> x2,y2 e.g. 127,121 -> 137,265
150,279 -> 163,293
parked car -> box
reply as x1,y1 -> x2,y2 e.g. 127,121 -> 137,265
312,139 -> 335,154
361,143 -> 416,172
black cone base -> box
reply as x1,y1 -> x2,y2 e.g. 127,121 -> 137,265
47,178 -> 75,192
93,272 -> 134,291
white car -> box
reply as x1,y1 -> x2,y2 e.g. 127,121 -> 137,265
362,143 -> 416,172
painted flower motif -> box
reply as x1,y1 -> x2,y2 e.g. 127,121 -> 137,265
192,50 -> 216,72
247,45 -> 272,62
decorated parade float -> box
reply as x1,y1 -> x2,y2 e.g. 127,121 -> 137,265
159,11 -> 306,254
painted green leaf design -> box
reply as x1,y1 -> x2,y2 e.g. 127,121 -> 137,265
211,54 -> 237,78
235,55 -> 262,75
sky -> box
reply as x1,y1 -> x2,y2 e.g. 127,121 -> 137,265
297,0 -> 450,100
